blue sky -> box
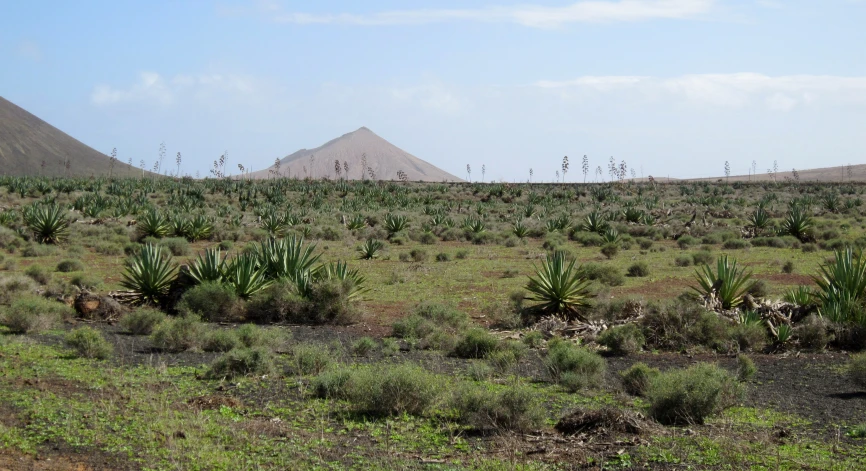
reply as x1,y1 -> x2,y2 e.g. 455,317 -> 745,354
1,0 -> 864,181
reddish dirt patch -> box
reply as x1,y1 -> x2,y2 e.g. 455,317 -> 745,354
0,447 -> 137,471
764,273 -> 813,286
11,377 -> 121,402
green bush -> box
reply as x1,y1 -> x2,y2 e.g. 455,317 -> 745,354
646,363 -> 743,425
626,262 -> 650,277
56,259 -> 85,273
737,354 -> 757,381
582,263 -> 625,287
455,249 -> 469,259
304,279 -> 359,325
598,324 -> 646,355
678,235 -> 699,249
849,353 -> 866,389
0,296 -> 73,334
352,337 -> 377,356
730,322 -> 767,352
640,302 -> 731,352
451,383 -> 544,432
795,314 -> 832,350
202,329 -> 241,352
245,279 -> 307,323
159,237 -> 191,256
65,327 -> 113,360
723,239 -> 750,250
620,362 -> 660,396
392,302 -> 468,347
69,273 -> 103,291
207,347 -> 275,379
311,366 -> 354,399
150,315 -> 206,352
120,307 -> 167,335
177,282 -> 244,322
600,243 -> 619,259
435,252 -> 451,262
544,339 -> 606,391
522,331 -> 544,348
454,328 -> 499,359
692,251 -> 714,266
343,364 -> 443,416
24,265 -> 51,285
289,343 -> 334,375
236,324 -> 288,350
0,275 -> 37,305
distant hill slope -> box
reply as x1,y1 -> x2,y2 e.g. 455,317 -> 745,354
0,96 -> 140,177
248,127 -> 461,182
685,164 -> 866,183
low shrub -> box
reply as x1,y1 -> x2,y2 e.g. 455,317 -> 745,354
69,273 -> 103,291
640,302 -> 731,352
177,282 -> 245,322
352,337 -> 377,356
159,237 -> 191,256
304,279 -> 360,325
646,363 -> 743,425
582,263 -> 625,287
782,260 -> 795,274
795,314 -> 832,350
677,235 -> 699,249
692,250 -> 714,266
245,279 -> 307,323
0,296 -> 73,334
455,249 -> 469,259
343,364 -> 443,416
289,343 -> 334,375
236,324 -> 288,350
65,327 -> 113,359
545,339 -> 606,391
620,362 -> 660,396
120,307 -> 167,335
626,262 -> 650,278
722,239 -> 750,250
730,323 -> 767,352
522,330 -> 544,348
0,275 -> 37,305
311,366 -> 354,399
451,383 -> 544,432
454,328 -> 499,359
56,259 -> 85,273
150,315 -> 206,352
598,324 -> 646,355
24,265 -> 51,285
737,354 -> 757,381
410,249 -> 428,262
746,280 -> 769,299
202,329 -> 241,352
207,347 -> 275,379
435,252 -> 451,262
600,243 -> 619,259
849,353 -> 866,390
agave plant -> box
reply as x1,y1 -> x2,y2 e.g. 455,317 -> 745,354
622,207 -> 645,224
186,215 -> 214,241
692,255 -> 754,310
512,219 -> 529,239
225,253 -> 272,299
780,206 -> 813,242
748,208 -> 771,234
738,310 -> 762,326
317,260 -> 368,301
24,203 -> 69,244
776,324 -> 793,343
170,216 -> 190,238
463,217 -> 486,234
358,238 -> 384,260
384,213 -> 408,234
783,285 -> 814,307
601,228 -> 620,244
525,251 -> 593,319
822,193 -> 841,213
138,210 -> 170,238
260,211 -> 288,236
346,214 -> 367,231
120,244 -> 177,305
189,247 -> 226,284
581,210 -> 609,234
813,249 -> 866,325
255,236 -> 321,283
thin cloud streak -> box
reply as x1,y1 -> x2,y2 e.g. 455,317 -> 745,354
534,73 -> 866,109
273,0 -> 717,28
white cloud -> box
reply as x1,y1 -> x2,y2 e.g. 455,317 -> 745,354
533,73 -> 866,110
91,72 -> 262,107
390,83 -> 464,114
272,0 -> 717,28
